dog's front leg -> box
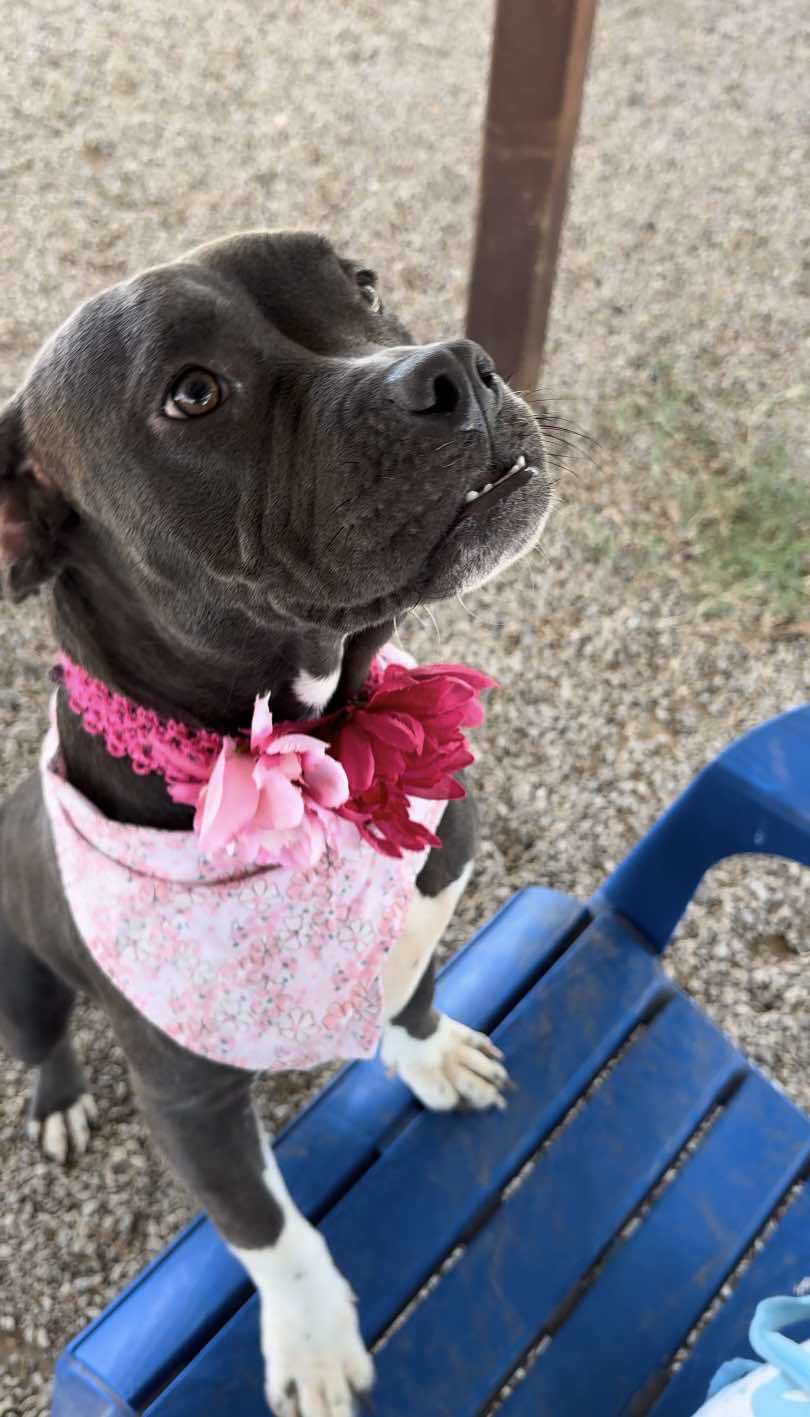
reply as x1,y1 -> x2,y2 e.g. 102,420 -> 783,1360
381,793 -> 510,1112
133,1067 -> 372,1417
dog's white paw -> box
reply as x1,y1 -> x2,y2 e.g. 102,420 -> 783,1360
381,1013 -> 509,1112
234,1152 -> 374,1417
27,1092 -> 98,1164
261,1247 -> 373,1417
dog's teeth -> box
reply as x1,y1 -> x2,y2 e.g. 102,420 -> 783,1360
465,490 -> 479,503
482,483 -> 493,494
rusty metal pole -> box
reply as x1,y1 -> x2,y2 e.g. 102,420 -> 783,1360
466,0 -> 598,393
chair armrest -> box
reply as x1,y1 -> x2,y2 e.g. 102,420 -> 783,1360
590,705 -> 810,952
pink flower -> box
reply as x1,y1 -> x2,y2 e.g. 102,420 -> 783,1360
164,657 -> 495,866
333,662 -> 497,857
193,695 -> 349,868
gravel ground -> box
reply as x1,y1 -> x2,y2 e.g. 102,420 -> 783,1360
1,0 -> 809,1411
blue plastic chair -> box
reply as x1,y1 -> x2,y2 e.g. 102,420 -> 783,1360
52,707 -> 810,1416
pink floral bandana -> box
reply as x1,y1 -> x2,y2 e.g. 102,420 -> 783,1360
40,713 -> 445,1072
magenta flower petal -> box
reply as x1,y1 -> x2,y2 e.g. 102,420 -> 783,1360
337,725 -> 376,793
458,698 -> 486,728
411,663 -> 498,692
403,777 -> 466,801
354,709 -> 425,752
364,741 -> 406,782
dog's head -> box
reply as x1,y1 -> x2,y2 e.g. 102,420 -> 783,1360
0,231 -> 550,708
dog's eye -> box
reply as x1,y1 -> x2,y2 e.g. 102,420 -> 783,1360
164,368 -> 226,420
356,269 -> 382,315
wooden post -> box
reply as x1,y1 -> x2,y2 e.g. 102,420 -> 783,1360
466,0 -> 598,393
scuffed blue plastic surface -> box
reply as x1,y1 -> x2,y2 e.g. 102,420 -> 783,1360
652,1190 -> 810,1417
498,1072 -> 810,1417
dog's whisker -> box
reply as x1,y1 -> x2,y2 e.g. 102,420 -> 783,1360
542,451 -> 583,480
541,427 -> 601,458
540,435 -> 601,473
540,446 -> 581,476
455,591 -> 476,619
406,604 -> 429,630
423,603 -> 442,642
536,415 -> 602,451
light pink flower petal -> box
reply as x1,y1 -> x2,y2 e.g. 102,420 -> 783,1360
252,764 -> 306,830
268,731 -> 332,757
195,742 -> 259,854
226,828 -> 266,866
254,816 -> 324,870
250,693 -> 275,752
168,780 -> 204,807
301,750 -> 349,808
278,810 -> 326,869
272,751 -> 303,781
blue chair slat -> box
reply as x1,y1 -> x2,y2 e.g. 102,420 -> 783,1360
498,1071 -> 810,1417
325,914 -> 670,1338
649,1182 -> 810,1417
53,888 -> 585,1415
145,911 -> 666,1414
370,991 -> 741,1416
593,705 -> 810,952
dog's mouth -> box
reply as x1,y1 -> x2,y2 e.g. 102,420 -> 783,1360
451,451 -> 538,528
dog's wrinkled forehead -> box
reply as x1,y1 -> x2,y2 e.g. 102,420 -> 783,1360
31,231 -> 405,429
187,230 -> 408,353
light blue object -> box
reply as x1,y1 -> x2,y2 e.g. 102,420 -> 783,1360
50,707 -> 810,1415
693,1296 -> 810,1414
706,1360 -> 761,1398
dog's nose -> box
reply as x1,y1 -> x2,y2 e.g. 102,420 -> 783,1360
384,340 -> 502,430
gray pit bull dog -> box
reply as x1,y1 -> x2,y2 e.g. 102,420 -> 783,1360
0,231 -> 551,1416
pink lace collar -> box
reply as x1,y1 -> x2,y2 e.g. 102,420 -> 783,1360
56,650 -> 496,868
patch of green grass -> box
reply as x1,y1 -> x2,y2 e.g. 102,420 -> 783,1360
592,366 -> 810,617
692,454 -> 810,615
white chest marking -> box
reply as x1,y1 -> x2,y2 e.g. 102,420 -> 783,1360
293,663 -> 342,713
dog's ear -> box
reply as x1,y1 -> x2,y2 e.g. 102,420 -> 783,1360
0,398 -> 75,602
